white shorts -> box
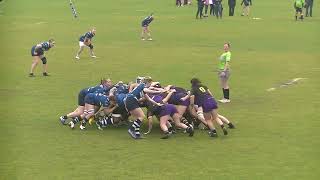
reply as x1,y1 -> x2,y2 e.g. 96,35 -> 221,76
79,41 -> 86,47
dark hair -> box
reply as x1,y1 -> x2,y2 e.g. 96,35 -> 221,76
190,78 -> 201,86
225,42 -> 231,48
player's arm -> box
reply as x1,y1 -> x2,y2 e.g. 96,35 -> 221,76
129,83 -> 138,92
162,89 -> 176,104
143,88 -> 164,94
207,89 -> 214,97
144,93 -> 163,106
180,91 -> 191,101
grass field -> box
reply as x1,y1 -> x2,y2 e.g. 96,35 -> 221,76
1,0 -> 320,179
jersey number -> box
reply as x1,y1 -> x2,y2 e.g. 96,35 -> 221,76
199,87 -> 206,93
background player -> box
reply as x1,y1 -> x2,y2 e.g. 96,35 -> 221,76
75,28 -> 97,60
29,39 -> 55,77
141,14 -> 154,41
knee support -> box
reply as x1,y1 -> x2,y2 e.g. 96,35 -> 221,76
88,44 -> 94,49
41,57 -> 47,64
197,110 -> 205,121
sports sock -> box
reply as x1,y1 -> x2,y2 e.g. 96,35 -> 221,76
181,117 -> 190,126
132,119 -> 142,137
222,88 -> 226,99
225,89 -> 230,99
72,117 -> 80,123
100,116 -> 113,126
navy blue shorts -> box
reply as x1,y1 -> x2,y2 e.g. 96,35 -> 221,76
295,7 -> 302,13
124,96 -> 140,112
78,90 -> 86,106
31,46 -> 44,56
84,93 -> 95,105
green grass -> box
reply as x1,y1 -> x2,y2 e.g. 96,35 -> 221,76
1,0 -> 320,179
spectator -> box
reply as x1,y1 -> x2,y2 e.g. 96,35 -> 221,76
228,0 -> 236,16
204,0 -> 209,17
209,0 -> 215,16
305,0 -> 313,17
214,0 -> 223,19
176,0 -> 182,7
196,0 -> 205,19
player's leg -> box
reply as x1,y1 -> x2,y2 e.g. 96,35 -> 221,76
219,71 -> 230,103
295,8 -> 299,20
79,104 -> 95,130
193,106 -> 208,127
39,55 -> 49,76
211,109 -> 228,135
159,116 -> 170,139
172,112 -> 194,137
310,1 -> 313,17
141,27 -> 145,40
203,112 -> 218,137
246,5 -> 250,16
218,114 -> 235,129
76,41 -> 85,59
88,44 -> 96,58
129,108 -> 145,138
145,27 -> 152,41
30,56 -> 40,77
299,8 -> 304,20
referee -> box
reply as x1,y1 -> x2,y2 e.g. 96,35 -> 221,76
217,43 -> 232,103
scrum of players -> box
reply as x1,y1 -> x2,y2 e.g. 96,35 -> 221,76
59,76 -> 235,140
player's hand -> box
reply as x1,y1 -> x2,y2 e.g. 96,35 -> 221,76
156,103 -> 163,106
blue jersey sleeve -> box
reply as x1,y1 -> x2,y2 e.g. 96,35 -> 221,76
40,42 -> 50,51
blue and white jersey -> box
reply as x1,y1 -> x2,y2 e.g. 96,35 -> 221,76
85,85 -> 105,94
94,93 -> 110,107
79,31 -> 95,42
141,16 -> 153,27
38,42 -> 51,51
114,83 -> 129,95
115,93 -> 127,109
130,83 -> 145,99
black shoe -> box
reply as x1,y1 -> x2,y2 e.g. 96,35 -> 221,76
209,131 -> 218,137
43,72 -> 49,76
228,123 -> 235,129
222,127 -> 228,135
29,73 -> 35,77
187,127 -> 194,137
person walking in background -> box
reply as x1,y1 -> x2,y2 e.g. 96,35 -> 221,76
241,0 -> 252,16
196,0 -> 205,19
209,0 -> 215,16
176,0 -> 182,7
305,0 -> 313,17
228,0 -> 236,16
214,0 -> 223,19
204,0 -> 209,17
217,43 -> 232,103
294,0 -> 305,20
